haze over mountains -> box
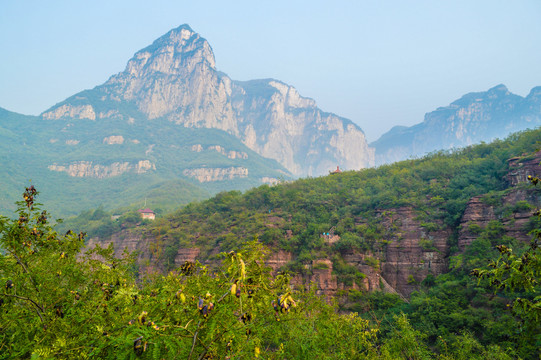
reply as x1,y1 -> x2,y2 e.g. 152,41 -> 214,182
372,84 -> 541,165
1,24 -> 541,215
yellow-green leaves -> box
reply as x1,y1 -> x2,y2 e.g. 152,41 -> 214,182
240,258 -> 246,280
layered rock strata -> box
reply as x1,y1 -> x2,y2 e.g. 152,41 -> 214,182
85,152 -> 541,299
183,167 -> 248,182
48,160 -> 155,178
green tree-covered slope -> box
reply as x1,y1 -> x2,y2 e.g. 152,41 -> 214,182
70,127 -> 541,358
0,106 -> 290,216
1,187 -> 531,359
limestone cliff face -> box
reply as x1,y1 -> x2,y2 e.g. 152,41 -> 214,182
48,160 -> 155,178
231,80 -> 374,176
41,24 -> 374,177
372,85 -> 541,165
191,144 -> 248,159
103,135 -> 125,145
42,104 -> 96,120
183,167 -> 248,182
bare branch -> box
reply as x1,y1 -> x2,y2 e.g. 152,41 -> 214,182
0,293 -> 45,323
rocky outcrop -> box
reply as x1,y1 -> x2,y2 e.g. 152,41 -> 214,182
457,196 -> 496,251
458,189 -> 540,250
267,250 -> 293,272
41,24 -> 374,177
174,248 -> 201,267
209,145 -> 248,159
261,177 -> 281,185
458,151 -> 541,250
372,85 -> 541,165
103,135 -> 125,145
48,160 -> 155,178
84,231 -> 161,275
341,251 -> 384,293
191,144 -> 248,159
506,150 -> 541,185
501,190 -> 541,243
97,110 -> 121,119
306,260 -> 338,296
43,104 -> 96,120
263,207 -> 451,299
375,207 -> 450,297
183,167 -> 248,182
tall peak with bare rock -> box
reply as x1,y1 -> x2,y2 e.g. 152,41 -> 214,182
41,24 -> 374,176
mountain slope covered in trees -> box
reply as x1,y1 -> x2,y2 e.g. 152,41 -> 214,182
60,127 -> 541,358
4,188 -> 536,358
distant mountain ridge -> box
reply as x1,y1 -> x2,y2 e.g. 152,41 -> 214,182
372,84 -> 541,165
42,24 -> 374,176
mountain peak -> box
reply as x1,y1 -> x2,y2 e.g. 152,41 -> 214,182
159,23 -> 198,46
40,25 -> 374,176
487,84 -> 509,94
171,23 -> 194,33
121,24 -> 216,78
527,86 -> 541,100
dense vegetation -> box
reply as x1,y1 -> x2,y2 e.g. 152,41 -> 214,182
124,129 -> 538,268
5,130 -> 541,359
1,187 -> 534,359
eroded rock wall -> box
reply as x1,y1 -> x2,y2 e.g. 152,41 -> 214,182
48,160 -> 155,178
183,167 -> 248,182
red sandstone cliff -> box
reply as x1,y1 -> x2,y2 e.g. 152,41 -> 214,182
85,152 -> 541,299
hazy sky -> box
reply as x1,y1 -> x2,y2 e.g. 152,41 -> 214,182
1,1 -> 540,141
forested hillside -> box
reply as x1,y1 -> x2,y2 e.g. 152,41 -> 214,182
1,181 -> 539,358
56,127 -> 541,358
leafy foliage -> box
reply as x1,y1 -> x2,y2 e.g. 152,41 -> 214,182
0,188 -> 382,359
4,128 -> 541,359
2,187 -> 526,359
472,174 -> 541,354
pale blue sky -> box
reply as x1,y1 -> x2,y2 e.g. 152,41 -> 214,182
1,0 -> 540,141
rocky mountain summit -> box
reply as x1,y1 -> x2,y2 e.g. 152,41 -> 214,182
372,84 -> 541,165
42,24 -> 374,176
